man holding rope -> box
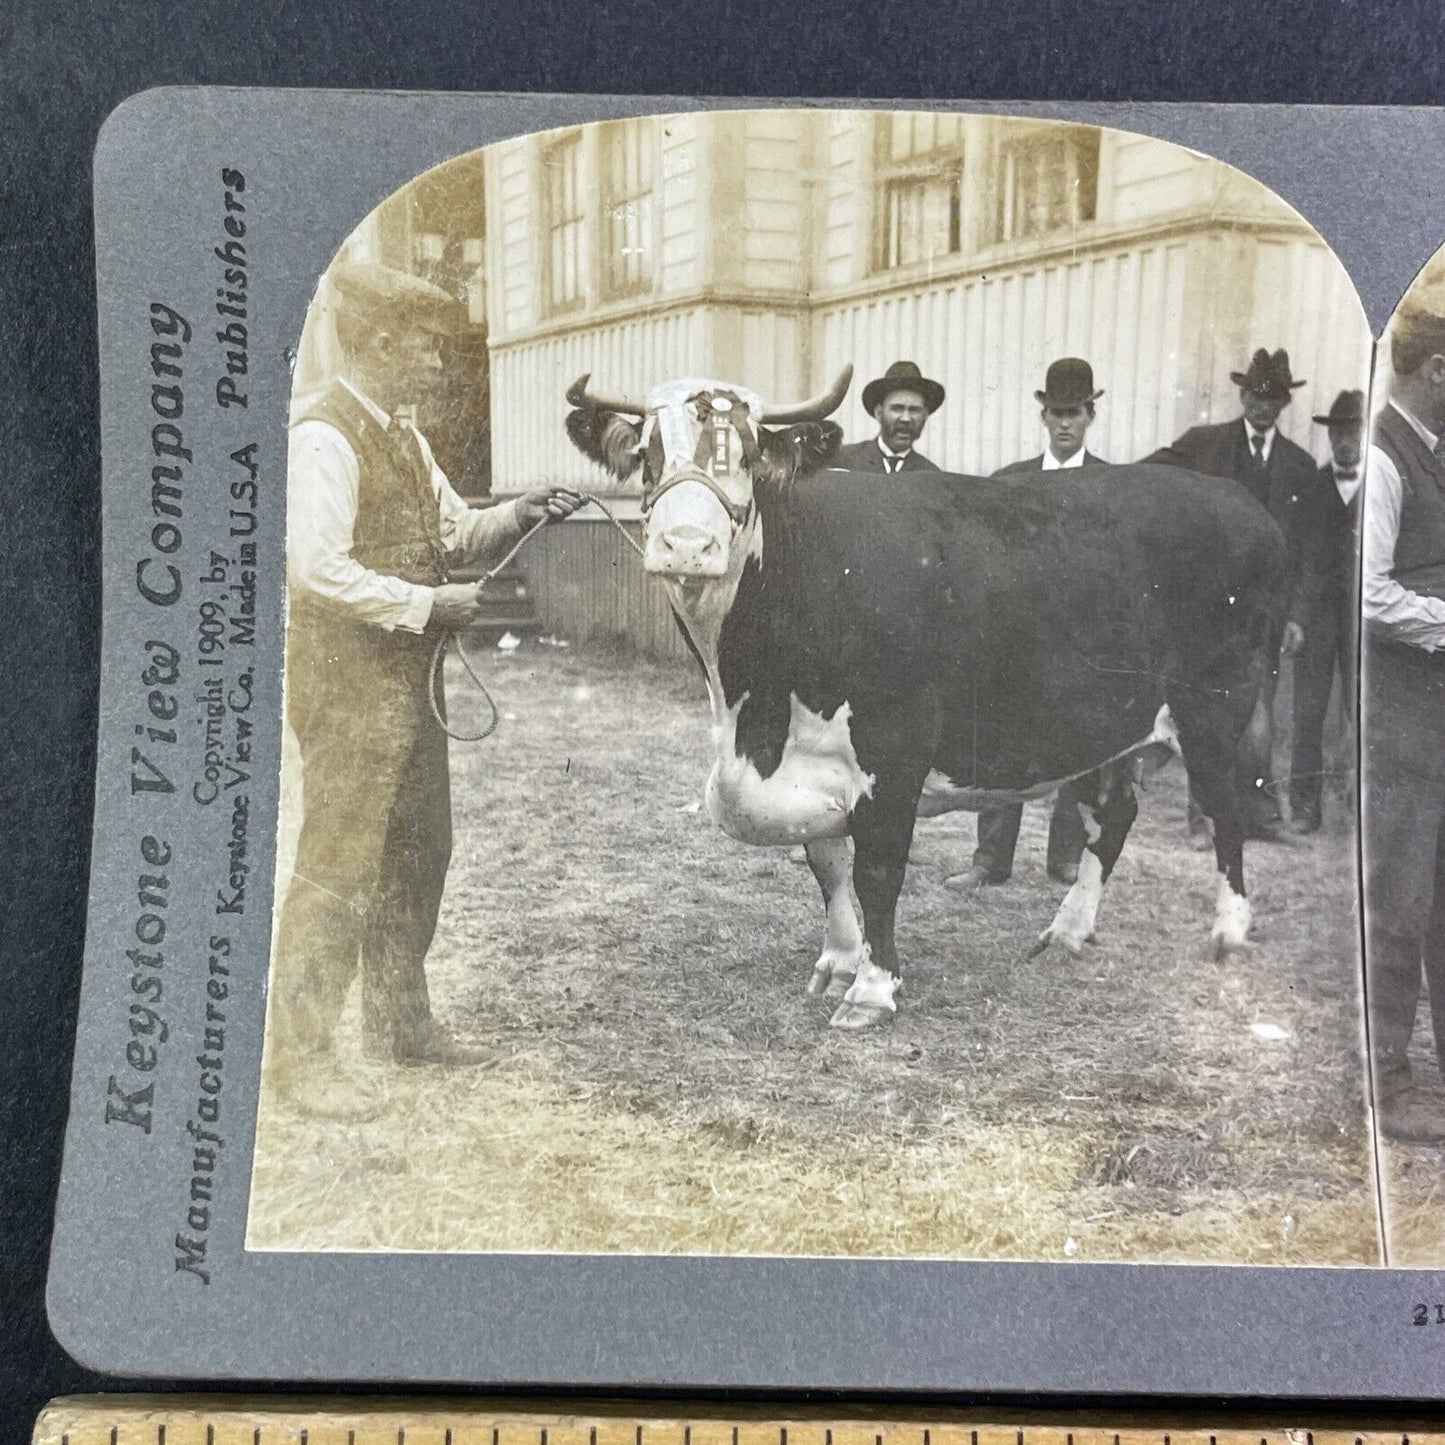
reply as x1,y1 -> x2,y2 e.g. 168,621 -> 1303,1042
270,260 -> 581,1122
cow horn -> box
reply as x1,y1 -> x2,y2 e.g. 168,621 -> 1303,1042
760,365 -> 854,424
566,372 -> 647,418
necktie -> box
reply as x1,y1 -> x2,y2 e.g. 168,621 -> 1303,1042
1251,433 -> 1267,469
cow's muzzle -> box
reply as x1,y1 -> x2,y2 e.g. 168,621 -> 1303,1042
647,522 -> 726,576
642,469 -> 747,577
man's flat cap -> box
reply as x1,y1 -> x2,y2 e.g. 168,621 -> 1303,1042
329,260 -> 464,334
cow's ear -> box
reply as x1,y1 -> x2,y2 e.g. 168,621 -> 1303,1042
776,421 -> 843,474
754,421 -> 842,486
566,408 -> 643,480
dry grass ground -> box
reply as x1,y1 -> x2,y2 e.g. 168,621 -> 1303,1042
1380,1028 -> 1445,1266
250,643 -> 1386,1264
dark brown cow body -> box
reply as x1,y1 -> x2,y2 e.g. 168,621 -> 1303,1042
566,372 -> 1287,1029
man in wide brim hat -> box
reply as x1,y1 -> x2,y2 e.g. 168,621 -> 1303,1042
860,359 -> 946,415
1287,388 -> 1365,840
1142,346 -> 1318,844
832,360 -> 946,474
1229,346 -> 1309,401
1312,388 -> 1366,428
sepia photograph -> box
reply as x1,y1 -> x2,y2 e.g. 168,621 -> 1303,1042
247,108 -> 1381,1265
1363,245 -> 1445,1265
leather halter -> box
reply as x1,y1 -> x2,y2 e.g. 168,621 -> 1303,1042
642,467 -> 753,526
640,391 -> 759,528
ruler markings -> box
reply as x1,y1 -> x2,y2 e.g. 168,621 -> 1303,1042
28,1406 -> 1445,1445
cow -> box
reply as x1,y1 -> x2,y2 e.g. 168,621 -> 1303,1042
564,368 -> 1289,1030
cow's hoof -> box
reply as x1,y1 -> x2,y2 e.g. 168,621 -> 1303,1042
828,955 -> 898,1028
1029,926 -> 1089,959
829,999 -> 892,1030
942,866 -> 990,895
807,955 -> 859,997
806,965 -> 856,998
1208,931 -> 1253,962
1208,886 -> 1252,960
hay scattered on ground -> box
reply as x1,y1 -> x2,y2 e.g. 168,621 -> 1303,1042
250,643 -> 1386,1264
1380,1028 -> 1445,1266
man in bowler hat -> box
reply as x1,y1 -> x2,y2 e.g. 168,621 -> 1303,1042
271,260 -> 583,1121
832,360 -> 945,473
993,357 -> 1109,475
1145,348 -> 1318,842
1361,281 -> 1445,1143
1289,389 -> 1364,834
970,359 -> 1109,888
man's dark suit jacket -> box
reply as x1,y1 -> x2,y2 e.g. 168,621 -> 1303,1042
992,450 -> 1108,476
1296,461 -> 1360,622
831,437 -> 941,473
1143,418 -> 1317,625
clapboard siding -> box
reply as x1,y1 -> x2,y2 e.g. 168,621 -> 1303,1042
1247,235 -> 1373,447
295,110 -> 1373,658
823,113 -> 864,287
813,225 -> 1366,475
816,235 -> 1202,474
522,518 -> 690,660
491,305 -> 808,490
491,140 -> 535,339
739,111 -> 811,295
1109,130 -> 1210,223
490,307 -> 701,490
659,116 -> 701,292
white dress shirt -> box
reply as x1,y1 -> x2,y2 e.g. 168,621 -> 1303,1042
1243,419 -> 1276,466
1042,446 -> 1087,471
1333,464 -> 1362,509
288,378 -> 524,633
876,437 -> 914,473
1363,398 -> 1445,652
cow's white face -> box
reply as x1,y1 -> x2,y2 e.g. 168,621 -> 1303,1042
565,365 -> 852,600
639,378 -> 765,580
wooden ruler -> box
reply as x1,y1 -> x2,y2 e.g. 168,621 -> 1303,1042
30,1398 -> 1445,1445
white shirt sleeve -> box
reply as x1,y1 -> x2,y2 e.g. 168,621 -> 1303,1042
413,428 -> 527,565
287,420 -> 434,633
1362,441 -> 1445,651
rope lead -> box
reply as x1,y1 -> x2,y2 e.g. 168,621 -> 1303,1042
429,492 -> 648,742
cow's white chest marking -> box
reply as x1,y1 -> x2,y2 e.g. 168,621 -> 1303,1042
706,695 -> 875,846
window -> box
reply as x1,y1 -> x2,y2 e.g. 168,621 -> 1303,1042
544,133 -> 585,313
601,120 -> 655,298
996,127 -> 1101,244
873,113 -> 964,271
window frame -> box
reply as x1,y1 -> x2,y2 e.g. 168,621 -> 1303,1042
994,127 -> 1102,246
871,113 -> 966,274
598,119 -> 657,302
541,130 -> 586,317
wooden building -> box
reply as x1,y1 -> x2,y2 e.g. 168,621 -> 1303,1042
300,110 -> 1373,660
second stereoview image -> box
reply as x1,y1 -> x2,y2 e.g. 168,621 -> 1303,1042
247,108 -> 1386,1266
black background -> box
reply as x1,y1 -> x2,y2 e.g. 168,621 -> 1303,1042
4,0 -> 1445,1439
